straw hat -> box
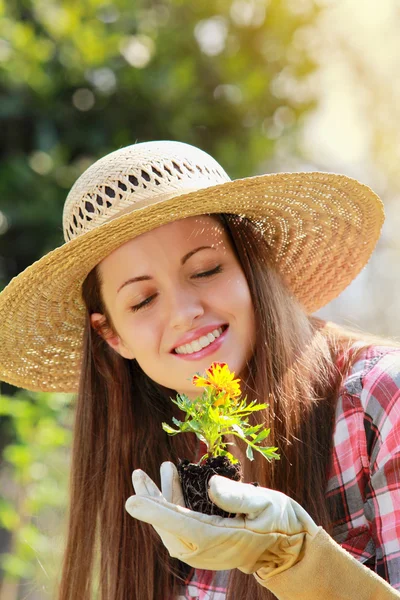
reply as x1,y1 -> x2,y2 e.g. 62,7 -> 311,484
0,140 -> 384,393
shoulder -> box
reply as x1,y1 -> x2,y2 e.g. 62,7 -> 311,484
341,344 -> 400,409
338,344 -> 400,459
333,344 -> 400,441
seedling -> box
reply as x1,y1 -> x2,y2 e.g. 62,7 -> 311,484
162,362 -> 279,516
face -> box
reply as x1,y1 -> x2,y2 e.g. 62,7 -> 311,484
91,215 -> 256,397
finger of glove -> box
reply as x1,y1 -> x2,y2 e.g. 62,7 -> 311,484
125,495 -> 196,556
160,462 -> 185,506
125,494 -> 238,539
131,469 -> 163,499
125,495 -> 248,566
209,477 -> 313,535
208,475 -> 277,519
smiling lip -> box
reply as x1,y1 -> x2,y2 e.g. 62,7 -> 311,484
170,323 -> 228,353
171,325 -> 229,361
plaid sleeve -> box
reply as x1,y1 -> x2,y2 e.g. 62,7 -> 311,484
177,569 -> 228,599
360,349 -> 400,587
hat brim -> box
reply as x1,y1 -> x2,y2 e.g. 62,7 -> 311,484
0,171 -> 384,392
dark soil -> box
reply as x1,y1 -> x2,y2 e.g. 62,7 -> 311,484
177,455 -> 243,518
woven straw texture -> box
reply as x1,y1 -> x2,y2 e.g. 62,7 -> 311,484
0,141 -> 384,393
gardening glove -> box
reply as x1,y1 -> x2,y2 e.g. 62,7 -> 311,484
126,464 -> 400,600
261,527 -> 400,600
125,461 -> 319,575
129,461 -> 186,555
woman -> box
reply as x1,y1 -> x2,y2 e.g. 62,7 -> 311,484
0,141 -> 399,599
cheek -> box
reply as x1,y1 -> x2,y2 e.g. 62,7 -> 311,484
136,321 -> 160,350
230,274 -> 256,334
214,271 -> 254,318
228,273 -> 253,309
116,314 -> 160,358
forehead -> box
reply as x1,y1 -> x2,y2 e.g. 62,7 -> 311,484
97,215 -> 229,272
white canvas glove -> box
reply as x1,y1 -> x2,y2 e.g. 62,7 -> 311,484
125,461 -> 319,576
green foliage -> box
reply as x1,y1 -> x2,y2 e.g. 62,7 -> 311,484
0,391 -> 73,596
162,382 -> 279,464
0,0 -> 318,289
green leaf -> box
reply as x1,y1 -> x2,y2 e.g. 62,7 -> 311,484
245,424 -> 264,437
232,423 -> 244,437
161,423 -> 180,435
178,421 -> 191,432
172,417 -> 182,427
187,419 -> 202,432
253,428 -> 270,444
257,446 -> 280,460
235,403 -> 268,415
246,444 -> 254,461
208,406 -> 220,422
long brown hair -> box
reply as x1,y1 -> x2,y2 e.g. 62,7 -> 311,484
58,213 -> 384,600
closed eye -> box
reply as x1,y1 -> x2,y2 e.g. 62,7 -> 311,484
130,294 -> 157,313
193,265 -> 223,278
130,265 -> 223,312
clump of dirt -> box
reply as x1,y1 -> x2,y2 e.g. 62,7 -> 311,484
177,456 -> 243,518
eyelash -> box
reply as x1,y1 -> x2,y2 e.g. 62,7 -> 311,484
130,265 -> 223,313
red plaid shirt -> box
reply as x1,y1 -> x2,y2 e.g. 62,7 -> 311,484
178,345 -> 400,599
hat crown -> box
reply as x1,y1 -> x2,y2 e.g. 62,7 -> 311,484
63,140 -> 231,242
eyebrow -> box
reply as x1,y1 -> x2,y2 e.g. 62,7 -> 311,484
117,245 -> 216,293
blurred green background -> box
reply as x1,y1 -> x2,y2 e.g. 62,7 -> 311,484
0,0 -> 399,598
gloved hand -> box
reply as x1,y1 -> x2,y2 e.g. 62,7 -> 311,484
126,464 -> 400,599
125,461 -> 318,577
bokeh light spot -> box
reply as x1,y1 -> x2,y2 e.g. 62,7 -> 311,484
29,151 -> 53,175
72,88 -> 95,111
194,17 -> 228,56
119,35 -> 155,68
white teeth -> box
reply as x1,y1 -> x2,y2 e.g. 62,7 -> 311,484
199,336 -> 210,348
175,326 -> 224,354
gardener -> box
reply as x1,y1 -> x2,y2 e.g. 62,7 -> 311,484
0,141 -> 399,600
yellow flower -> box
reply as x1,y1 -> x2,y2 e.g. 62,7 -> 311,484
192,362 -> 241,400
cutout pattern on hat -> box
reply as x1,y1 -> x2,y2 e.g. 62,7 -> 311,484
63,141 -> 230,241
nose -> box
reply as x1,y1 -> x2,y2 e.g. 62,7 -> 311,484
168,286 -> 205,330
